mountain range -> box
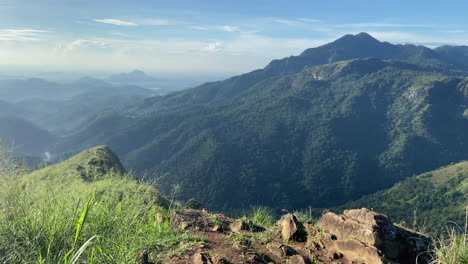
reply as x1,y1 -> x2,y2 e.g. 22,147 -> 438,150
51,33 -> 468,211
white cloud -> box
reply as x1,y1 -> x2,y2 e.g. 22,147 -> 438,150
139,18 -> 174,26
92,19 -> 137,26
63,39 -> 109,53
0,29 -> 47,41
274,18 -> 304,27
222,25 -> 240,32
202,41 -> 223,52
298,18 -> 320,23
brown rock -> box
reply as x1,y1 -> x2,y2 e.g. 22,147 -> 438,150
319,208 -> 432,264
193,252 -> 211,264
230,219 -> 249,233
330,239 -> 386,264
279,214 -> 298,240
289,255 -> 308,264
266,242 -> 294,259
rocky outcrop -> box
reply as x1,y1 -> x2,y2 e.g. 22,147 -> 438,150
319,208 -> 432,264
170,209 -> 232,231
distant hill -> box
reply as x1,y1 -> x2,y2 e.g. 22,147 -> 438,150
0,76 -> 155,103
0,77 -> 155,136
0,116 -> 56,157
0,100 -> 22,116
108,69 -> 157,83
342,161 -> 468,233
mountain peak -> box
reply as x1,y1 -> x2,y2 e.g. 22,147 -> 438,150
109,69 -> 156,83
332,32 -> 380,45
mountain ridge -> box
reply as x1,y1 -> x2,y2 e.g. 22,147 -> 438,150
53,54 -> 468,210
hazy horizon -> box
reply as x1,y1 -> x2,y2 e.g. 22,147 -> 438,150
4,0 -> 468,74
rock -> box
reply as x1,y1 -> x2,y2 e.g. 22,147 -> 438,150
266,242 -> 294,259
330,239 -> 386,264
230,219 -> 250,233
170,209 -> 232,231
319,208 -> 432,264
193,252 -> 211,264
278,214 -> 307,241
230,219 -> 265,233
289,255 -> 308,264
279,214 -> 298,240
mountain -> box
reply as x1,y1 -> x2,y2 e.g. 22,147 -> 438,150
342,161 -> 468,233
121,33 -> 468,118
265,32 -> 450,76
0,78 -> 68,102
109,69 -> 157,83
0,116 -> 56,157
54,55 -> 468,210
0,77 -> 156,136
434,45 -> 468,69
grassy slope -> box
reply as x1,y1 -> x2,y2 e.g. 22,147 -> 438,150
0,145 -> 202,264
341,161 -> 468,234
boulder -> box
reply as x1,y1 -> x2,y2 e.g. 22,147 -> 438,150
266,242 -> 294,259
319,208 -> 432,264
278,214 -> 307,241
330,239 -> 386,264
230,219 -> 250,233
279,214 -> 298,240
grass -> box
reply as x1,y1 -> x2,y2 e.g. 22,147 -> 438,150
428,205 -> 468,264
0,145 -> 202,263
250,206 -> 274,227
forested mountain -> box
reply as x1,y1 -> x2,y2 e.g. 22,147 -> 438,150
54,55 -> 468,210
342,161 -> 468,233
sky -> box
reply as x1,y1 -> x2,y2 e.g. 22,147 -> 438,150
2,0 -> 468,74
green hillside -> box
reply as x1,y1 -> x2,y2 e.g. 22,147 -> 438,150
0,145 -> 194,263
54,57 -> 468,211
342,161 -> 468,233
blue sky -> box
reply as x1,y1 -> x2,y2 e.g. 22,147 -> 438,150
2,0 -> 468,74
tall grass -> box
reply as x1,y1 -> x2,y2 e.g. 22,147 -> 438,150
250,206 -> 273,227
428,205 -> 468,264
0,146 -> 201,263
